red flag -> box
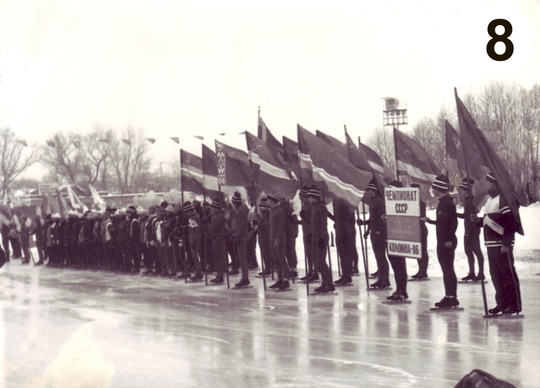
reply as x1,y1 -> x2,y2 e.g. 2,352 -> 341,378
283,136 -> 300,180
180,149 -> 204,195
246,132 -> 298,199
357,141 -> 394,183
202,144 -> 220,194
455,88 -> 523,235
215,140 -> 252,187
445,120 -> 467,188
258,115 -> 282,151
394,127 -> 441,185
297,124 -> 372,207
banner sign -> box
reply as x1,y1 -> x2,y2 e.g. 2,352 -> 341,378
385,187 -> 421,259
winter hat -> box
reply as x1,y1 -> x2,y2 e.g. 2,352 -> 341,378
266,194 -> 279,203
300,186 -> 310,198
126,205 -> 137,215
160,200 -> 169,209
366,179 -> 378,192
258,197 -> 269,208
389,180 -> 403,188
148,205 -> 157,214
410,183 -> 420,188
210,198 -> 222,209
307,186 -> 320,199
459,178 -> 474,191
183,201 -> 194,213
432,174 -> 449,193
486,172 -> 497,185
231,191 -> 242,205
165,204 -> 175,213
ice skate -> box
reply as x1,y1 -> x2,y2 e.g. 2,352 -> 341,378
431,296 -> 463,311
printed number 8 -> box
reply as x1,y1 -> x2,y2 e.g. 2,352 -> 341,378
487,19 -> 513,61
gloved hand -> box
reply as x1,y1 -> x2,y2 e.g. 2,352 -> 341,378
317,238 -> 325,250
363,231 -> 370,239
299,210 -> 305,219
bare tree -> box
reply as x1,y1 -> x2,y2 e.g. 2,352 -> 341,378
42,132 -> 84,184
80,125 -> 115,189
110,126 -> 152,193
0,127 -> 39,197
367,126 -> 395,174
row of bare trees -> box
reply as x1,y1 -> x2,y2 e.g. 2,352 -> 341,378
368,82 -> 540,204
0,125 -> 179,196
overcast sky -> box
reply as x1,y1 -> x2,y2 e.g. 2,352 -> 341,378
1,0 -> 539,178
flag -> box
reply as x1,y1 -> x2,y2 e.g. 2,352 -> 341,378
394,127 -> 441,185
66,185 -> 88,212
445,120 -> 466,188
357,141 -> 394,183
145,138 -> 156,144
215,140 -> 252,187
122,139 -> 131,146
180,149 -> 205,196
297,124 -> 372,207
283,136 -> 300,180
171,137 -> 180,144
246,131 -> 298,199
202,144 -> 219,193
455,88 -> 523,234
89,184 -> 107,210
56,188 -> 71,217
258,115 -> 282,151
46,140 -> 56,148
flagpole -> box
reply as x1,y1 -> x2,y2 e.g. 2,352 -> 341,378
357,136 -> 371,282
179,149 -> 189,284
214,141 -> 231,289
245,131 -> 266,291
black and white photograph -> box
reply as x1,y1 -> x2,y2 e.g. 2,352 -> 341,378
1,1 -> 539,387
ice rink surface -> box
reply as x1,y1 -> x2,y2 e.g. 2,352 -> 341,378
1,258 -> 539,388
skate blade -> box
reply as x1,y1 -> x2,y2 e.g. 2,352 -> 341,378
272,288 -> 292,292
367,287 -> 392,291
382,300 -> 412,304
430,306 -> 464,311
309,291 -> 338,296
231,285 -> 253,289
458,280 -> 488,284
408,278 -> 430,281
334,283 -> 353,287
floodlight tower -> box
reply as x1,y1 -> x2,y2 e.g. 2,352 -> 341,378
383,97 -> 408,183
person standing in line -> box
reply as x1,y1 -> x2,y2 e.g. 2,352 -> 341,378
268,195 -> 291,290
385,180 -> 409,301
457,178 -> 485,281
308,187 -> 335,293
224,202 -> 238,275
231,192 -> 250,287
410,183 -> 429,279
208,199 -> 227,284
19,215 -> 31,264
184,202 -> 203,281
126,206 -> 140,273
425,175 -> 459,308
332,197 -> 355,285
31,216 -> 46,265
283,199 -> 298,277
358,180 -> 391,288
475,172 -> 522,315
256,197 -> 272,276
299,187 -> 316,282
247,201 -> 259,270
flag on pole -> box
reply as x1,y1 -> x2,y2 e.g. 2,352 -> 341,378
394,127 -> 440,185
55,188 -> 71,217
357,141 -> 394,183
202,144 -> 219,193
66,185 -> 88,212
298,124 -> 372,207
258,115 -> 283,151
445,120 -> 466,188
246,131 -> 298,199
88,184 -> 107,210
455,88 -> 523,235
215,140 -> 252,187
283,136 -> 300,180
180,149 -> 205,196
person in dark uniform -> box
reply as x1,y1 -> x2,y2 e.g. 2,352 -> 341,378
208,199 -> 227,284
385,180 -> 409,300
358,180 -> 391,288
126,206 -> 140,273
256,197 -> 272,276
231,192 -> 250,287
184,202 -> 203,281
31,216 -> 46,265
268,195 -> 290,290
333,197 -> 355,285
425,175 -> 459,308
410,183 -> 429,279
308,187 -> 334,293
476,172 -> 522,315
457,178 -> 485,281
299,187 -> 316,282
283,199 -> 298,277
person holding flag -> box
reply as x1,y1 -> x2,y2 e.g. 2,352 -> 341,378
267,194 -> 291,290
457,178 -> 485,282
231,191 -> 251,288
474,172 -> 522,315
425,175 -> 459,308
